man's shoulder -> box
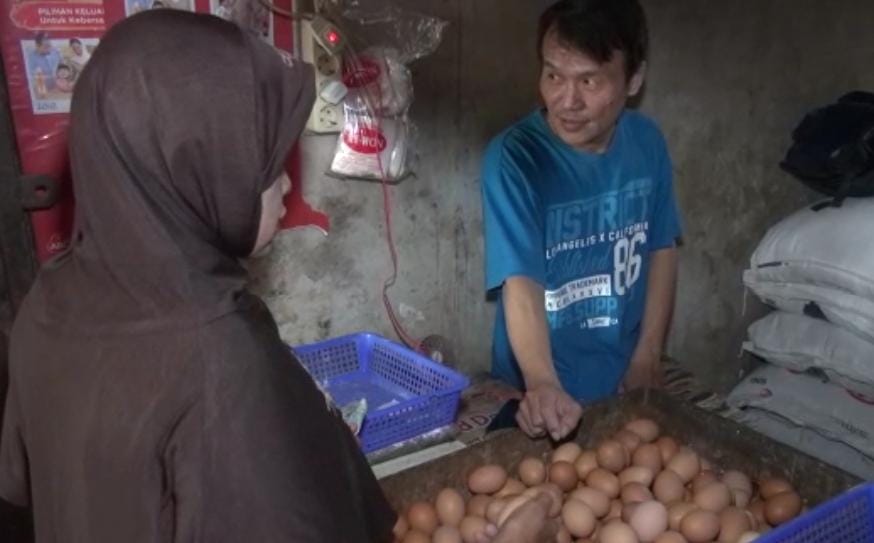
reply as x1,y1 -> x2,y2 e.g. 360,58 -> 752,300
621,110 -> 668,147
485,111 -> 551,166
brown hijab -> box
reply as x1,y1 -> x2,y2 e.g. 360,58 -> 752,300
50,7 -> 310,331
0,10 -> 395,542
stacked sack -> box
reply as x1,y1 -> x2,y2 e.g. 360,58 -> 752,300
728,197 -> 874,479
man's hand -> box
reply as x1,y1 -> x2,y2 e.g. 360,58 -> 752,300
516,381 -> 582,440
622,346 -> 662,392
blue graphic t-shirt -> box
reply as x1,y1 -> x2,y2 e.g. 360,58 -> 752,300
482,109 -> 682,402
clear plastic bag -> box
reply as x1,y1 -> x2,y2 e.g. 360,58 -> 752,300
326,2 -> 445,182
330,108 -> 410,181
213,0 -> 272,41
342,47 -> 412,117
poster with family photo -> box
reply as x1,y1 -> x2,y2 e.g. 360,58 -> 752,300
20,35 -> 99,115
210,0 -> 273,43
125,0 -> 194,17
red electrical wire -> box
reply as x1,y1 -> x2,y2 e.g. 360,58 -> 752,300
261,3 -> 422,349
344,51 -> 421,351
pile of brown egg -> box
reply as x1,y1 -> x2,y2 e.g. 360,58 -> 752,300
393,418 -> 804,543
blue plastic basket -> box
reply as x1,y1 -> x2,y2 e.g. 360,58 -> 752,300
756,482 -> 874,542
291,332 -> 469,453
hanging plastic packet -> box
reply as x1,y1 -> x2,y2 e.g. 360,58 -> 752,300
342,47 -> 412,117
324,2 -> 447,182
330,113 -> 409,181
329,47 -> 412,181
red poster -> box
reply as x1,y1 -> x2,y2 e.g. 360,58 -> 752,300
1,0 -> 327,262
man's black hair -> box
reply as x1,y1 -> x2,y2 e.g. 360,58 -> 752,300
538,0 -> 649,79
70,38 -> 82,46
35,32 -> 48,46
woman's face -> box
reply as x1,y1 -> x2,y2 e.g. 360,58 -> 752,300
251,172 -> 290,256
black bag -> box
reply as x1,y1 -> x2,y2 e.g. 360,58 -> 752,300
781,91 -> 874,209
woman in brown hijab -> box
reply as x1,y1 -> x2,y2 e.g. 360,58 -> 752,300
0,10 -> 396,542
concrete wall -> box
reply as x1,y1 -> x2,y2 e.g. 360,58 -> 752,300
252,0 -> 872,390
641,0 -> 874,390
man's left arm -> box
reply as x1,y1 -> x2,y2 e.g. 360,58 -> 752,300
622,247 -> 677,391
623,246 -> 678,391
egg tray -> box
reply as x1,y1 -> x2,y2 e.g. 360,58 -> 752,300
380,389 -> 861,525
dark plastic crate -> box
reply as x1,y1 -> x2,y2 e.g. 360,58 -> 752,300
291,332 -> 469,453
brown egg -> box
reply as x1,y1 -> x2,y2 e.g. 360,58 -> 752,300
667,502 -> 697,532
495,478 -> 527,498
466,495 -> 491,518
575,450 -> 600,480
622,502 -> 641,524
680,510 -> 720,543
718,506 -> 753,543
604,499 -> 623,520
433,525 -> 463,543
393,514 -> 409,540
666,448 -> 700,483
485,498 -> 508,525
459,516 -> 488,543
759,477 -> 794,500
620,466 -> 656,488
518,457 -> 547,487
615,430 -> 644,454
764,491 -> 802,526
632,444 -> 664,473
435,488 -> 466,527
599,439 -> 630,473
629,500 -> 668,542
622,482 -> 654,504
599,520 -> 640,543
525,483 -> 564,517
736,531 -> 761,543
553,442 -> 583,465
694,481 -> 732,513
550,461 -> 579,492
625,418 -> 661,442
743,508 -> 759,531
569,487 -> 611,518
691,471 -> 718,494
586,468 -> 621,498
653,470 -> 686,504
402,529 -> 431,543
747,500 -> 767,528
468,464 -> 508,495
562,499 -> 597,538
732,489 -> 752,508
653,531 -> 687,543
556,526 -> 573,543
721,470 -> 753,495
497,495 -> 532,527
407,502 -> 439,535
655,437 -> 680,464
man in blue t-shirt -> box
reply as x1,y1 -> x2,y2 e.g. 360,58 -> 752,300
482,0 -> 682,441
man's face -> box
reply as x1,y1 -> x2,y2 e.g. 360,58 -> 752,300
36,42 -> 52,56
539,29 -> 645,153
72,42 -> 83,55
